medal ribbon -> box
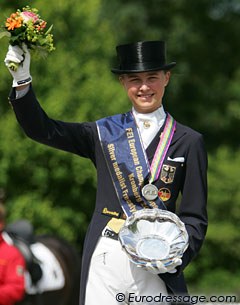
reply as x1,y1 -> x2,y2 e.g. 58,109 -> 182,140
148,113 -> 176,183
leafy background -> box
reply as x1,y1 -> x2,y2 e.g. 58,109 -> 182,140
0,0 -> 239,297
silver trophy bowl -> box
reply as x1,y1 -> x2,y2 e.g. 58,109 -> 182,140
118,208 -> 189,267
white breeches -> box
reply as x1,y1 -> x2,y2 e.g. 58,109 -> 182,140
85,236 -> 168,305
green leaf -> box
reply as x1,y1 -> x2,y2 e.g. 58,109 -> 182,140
45,24 -> 53,35
0,31 -> 11,39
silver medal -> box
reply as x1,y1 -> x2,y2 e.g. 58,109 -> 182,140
142,184 -> 158,201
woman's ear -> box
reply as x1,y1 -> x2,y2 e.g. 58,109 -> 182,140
164,71 -> 171,87
119,75 -> 125,86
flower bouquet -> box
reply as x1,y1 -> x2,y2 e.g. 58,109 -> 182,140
0,6 -> 55,71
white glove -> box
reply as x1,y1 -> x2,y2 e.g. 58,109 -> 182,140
4,44 -> 32,87
142,258 -> 182,274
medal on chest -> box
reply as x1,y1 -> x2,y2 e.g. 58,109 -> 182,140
141,114 -> 176,203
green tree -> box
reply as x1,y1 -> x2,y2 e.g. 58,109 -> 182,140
0,0 -> 123,251
185,146 -> 240,295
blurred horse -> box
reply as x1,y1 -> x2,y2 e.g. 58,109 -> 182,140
6,220 -> 81,305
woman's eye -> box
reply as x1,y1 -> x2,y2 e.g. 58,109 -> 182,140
130,78 -> 140,83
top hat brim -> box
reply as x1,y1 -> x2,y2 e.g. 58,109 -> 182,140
111,62 -> 176,74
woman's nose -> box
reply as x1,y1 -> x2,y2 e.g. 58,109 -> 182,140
139,83 -> 149,90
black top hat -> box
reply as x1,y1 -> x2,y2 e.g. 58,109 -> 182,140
111,40 -> 176,74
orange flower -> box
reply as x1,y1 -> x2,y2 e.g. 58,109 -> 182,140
5,13 -> 23,31
40,21 -> 46,29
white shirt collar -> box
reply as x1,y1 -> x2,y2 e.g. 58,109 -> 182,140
132,106 -> 166,129
132,106 -> 166,148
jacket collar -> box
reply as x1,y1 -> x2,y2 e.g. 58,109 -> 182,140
146,120 -> 186,160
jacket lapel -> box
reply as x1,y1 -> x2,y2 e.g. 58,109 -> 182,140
146,121 -> 186,161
